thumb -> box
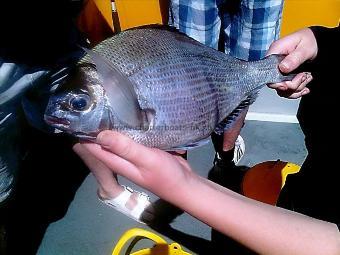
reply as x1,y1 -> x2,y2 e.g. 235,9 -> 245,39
278,48 -> 306,73
266,32 -> 306,74
96,130 -> 160,168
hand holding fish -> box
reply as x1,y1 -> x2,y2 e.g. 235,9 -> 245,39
75,130 -> 194,201
267,28 -> 318,99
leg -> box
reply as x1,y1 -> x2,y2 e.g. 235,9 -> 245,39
73,144 -> 154,223
85,148 -> 186,204
78,149 -> 137,211
212,108 -> 248,166
208,109 -> 249,194
221,108 -> 247,151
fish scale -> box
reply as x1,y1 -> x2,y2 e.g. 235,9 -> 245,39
45,25 -> 294,150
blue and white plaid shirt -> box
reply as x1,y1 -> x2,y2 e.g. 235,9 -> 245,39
169,0 -> 284,61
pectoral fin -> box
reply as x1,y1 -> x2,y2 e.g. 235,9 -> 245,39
82,47 -> 147,129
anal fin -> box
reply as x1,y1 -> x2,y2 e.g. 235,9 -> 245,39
215,92 -> 258,134
168,137 -> 211,151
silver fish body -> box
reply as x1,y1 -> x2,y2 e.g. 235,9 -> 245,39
45,26 -> 293,150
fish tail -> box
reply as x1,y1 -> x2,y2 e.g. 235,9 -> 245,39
239,54 -> 295,96
261,54 -> 296,83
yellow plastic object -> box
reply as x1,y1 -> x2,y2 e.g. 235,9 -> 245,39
281,162 -> 301,187
281,0 -> 340,36
111,228 -> 192,255
242,160 -> 300,205
115,0 -> 168,30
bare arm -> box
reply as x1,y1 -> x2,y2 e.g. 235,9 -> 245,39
74,131 -> 340,255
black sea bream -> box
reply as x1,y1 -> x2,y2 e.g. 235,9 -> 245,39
45,25 -> 293,150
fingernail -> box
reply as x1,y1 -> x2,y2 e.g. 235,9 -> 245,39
96,132 -> 109,147
302,89 -> 309,95
301,74 -> 307,83
280,61 -> 289,72
97,132 -> 103,142
306,73 -> 313,80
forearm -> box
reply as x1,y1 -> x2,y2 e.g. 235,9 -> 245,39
164,173 -> 340,255
79,132 -> 340,254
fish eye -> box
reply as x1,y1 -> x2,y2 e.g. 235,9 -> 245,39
70,95 -> 90,111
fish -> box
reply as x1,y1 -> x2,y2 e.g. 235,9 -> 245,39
44,25 -> 294,150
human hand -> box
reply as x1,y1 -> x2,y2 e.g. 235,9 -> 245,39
267,28 -> 318,99
73,131 -> 194,200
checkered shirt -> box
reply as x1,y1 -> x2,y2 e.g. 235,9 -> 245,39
169,0 -> 284,61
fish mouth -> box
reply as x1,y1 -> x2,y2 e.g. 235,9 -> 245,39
44,115 -> 71,128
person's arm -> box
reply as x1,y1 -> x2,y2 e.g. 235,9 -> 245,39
74,131 -> 340,255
